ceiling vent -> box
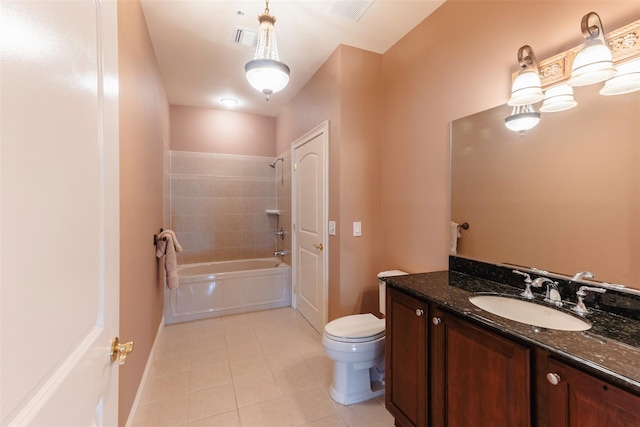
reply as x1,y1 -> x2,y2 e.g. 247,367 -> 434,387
231,26 -> 258,47
328,0 -> 374,22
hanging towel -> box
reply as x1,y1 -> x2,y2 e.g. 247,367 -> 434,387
449,221 -> 461,255
156,230 -> 183,289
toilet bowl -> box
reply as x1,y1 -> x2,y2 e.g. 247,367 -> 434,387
322,270 -> 408,405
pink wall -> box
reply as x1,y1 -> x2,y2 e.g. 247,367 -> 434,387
170,105 -> 276,156
277,45 -> 384,320
381,1 -> 640,274
118,0 -> 170,424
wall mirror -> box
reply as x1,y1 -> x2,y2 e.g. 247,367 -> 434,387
451,84 -> 639,289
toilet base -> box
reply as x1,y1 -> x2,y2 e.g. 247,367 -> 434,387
328,360 -> 386,405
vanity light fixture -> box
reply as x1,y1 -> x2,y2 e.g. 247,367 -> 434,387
508,45 -> 545,106
568,12 -> 617,87
540,84 -> 577,112
599,59 -> 640,96
504,104 -> 541,134
244,0 -> 290,101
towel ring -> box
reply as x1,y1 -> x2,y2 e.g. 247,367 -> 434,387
153,228 -> 166,246
459,222 -> 469,230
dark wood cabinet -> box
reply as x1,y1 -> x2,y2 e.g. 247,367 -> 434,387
386,286 -> 640,427
385,287 -> 429,427
545,358 -> 640,427
430,306 -> 531,427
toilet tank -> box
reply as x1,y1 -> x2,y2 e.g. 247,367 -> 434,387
377,270 -> 408,316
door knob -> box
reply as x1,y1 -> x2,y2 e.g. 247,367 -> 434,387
313,243 -> 323,251
111,337 -> 134,365
546,372 -> 561,385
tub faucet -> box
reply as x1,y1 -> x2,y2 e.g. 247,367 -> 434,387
274,250 -> 288,257
571,271 -> 595,282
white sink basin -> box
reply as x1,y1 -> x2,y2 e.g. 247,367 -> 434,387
468,295 -> 591,331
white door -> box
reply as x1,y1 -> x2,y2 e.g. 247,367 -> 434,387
292,122 -> 328,334
0,1 -> 121,425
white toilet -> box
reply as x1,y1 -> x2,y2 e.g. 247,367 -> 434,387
322,270 -> 408,405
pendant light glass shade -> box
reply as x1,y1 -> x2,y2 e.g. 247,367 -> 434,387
245,0 -> 290,100
508,45 -> 544,106
540,84 -> 577,112
600,59 -> 640,96
505,104 -> 541,134
568,12 -> 616,87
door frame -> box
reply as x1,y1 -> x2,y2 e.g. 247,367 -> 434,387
291,120 -> 329,330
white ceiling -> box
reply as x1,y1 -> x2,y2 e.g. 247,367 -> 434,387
140,0 -> 446,117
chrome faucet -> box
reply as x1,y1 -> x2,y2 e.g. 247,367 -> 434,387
528,277 -> 554,299
274,250 -> 288,257
572,285 -> 606,316
513,270 -> 535,299
543,280 -> 562,307
571,271 -> 595,282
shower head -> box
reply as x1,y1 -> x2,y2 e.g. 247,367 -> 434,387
269,157 -> 284,168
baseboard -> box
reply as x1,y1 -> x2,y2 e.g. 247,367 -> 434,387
124,315 -> 165,427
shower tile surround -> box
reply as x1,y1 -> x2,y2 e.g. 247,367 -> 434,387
169,151 -> 280,264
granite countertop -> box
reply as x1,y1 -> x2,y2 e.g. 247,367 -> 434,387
384,270 -> 640,395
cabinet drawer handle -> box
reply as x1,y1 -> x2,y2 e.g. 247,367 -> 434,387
415,309 -> 424,316
547,372 -> 561,385
432,317 -> 442,325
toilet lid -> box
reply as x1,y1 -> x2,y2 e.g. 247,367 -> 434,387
324,313 -> 385,343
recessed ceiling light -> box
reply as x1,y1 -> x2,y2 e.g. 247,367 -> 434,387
220,98 -> 238,107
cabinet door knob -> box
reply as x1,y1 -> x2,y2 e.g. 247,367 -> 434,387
432,317 -> 442,325
546,372 -> 561,385
415,309 -> 424,316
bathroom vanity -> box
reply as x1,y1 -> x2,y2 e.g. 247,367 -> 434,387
384,258 -> 640,427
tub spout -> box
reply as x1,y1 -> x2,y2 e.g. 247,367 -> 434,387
274,250 -> 288,257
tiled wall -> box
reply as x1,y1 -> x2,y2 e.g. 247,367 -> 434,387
169,151 -> 278,264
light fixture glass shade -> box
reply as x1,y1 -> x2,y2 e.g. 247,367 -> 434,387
568,12 -> 616,87
508,45 -> 544,106
245,2 -> 290,100
540,84 -> 577,112
600,59 -> 640,96
245,59 -> 290,97
568,40 -> 616,86
508,70 -> 544,106
505,104 -> 541,134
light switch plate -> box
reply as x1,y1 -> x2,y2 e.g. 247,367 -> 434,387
329,221 -> 336,236
353,221 -> 362,237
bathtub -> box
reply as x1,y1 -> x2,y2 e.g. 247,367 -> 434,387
164,258 -> 292,324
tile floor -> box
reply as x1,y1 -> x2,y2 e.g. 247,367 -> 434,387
131,307 -> 395,427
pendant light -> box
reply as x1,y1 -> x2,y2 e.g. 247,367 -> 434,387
568,12 -> 616,87
244,0 -> 290,101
